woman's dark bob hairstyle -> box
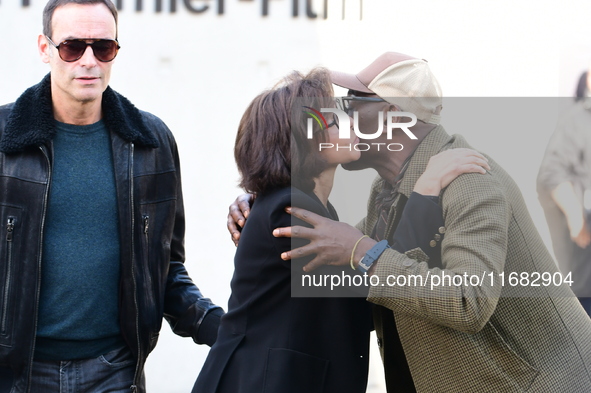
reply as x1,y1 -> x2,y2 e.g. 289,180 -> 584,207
235,67 -> 334,195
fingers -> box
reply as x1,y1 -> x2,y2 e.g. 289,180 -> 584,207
440,159 -> 489,188
227,214 -> 241,246
228,204 -> 246,247
229,203 -> 246,228
237,193 -> 253,219
455,157 -> 490,174
439,150 -> 491,175
469,155 -> 491,172
273,226 -> 292,238
229,194 -> 253,227
466,163 -> 487,175
287,206 -> 323,226
419,149 -> 492,193
280,244 -> 315,261
272,225 -> 316,239
227,193 -> 254,247
302,256 -> 326,272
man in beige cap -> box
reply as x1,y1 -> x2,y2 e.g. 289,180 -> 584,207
231,52 -> 591,392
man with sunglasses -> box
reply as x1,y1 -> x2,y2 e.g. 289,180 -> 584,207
228,52 -> 591,392
0,0 -> 223,391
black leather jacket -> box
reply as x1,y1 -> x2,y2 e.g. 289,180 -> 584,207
0,75 -> 222,393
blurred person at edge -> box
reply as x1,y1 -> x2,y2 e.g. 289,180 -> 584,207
229,53 -> 591,392
537,65 -> 591,317
0,0 -> 223,391
194,68 -> 488,393
575,70 -> 589,100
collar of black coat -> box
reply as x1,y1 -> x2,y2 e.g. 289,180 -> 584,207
0,73 -> 159,154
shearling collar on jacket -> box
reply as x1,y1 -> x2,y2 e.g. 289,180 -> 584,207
0,73 -> 159,153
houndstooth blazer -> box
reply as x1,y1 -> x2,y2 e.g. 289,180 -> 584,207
363,126 -> 591,392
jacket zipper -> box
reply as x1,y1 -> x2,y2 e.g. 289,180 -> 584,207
130,143 -> 142,393
1,217 -> 14,335
27,145 -> 52,392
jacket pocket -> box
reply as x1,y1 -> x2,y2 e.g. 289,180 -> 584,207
263,348 -> 329,393
0,206 -> 22,347
140,212 -> 154,305
484,321 -> 540,391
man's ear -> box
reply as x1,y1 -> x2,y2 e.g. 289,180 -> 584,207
384,104 -> 403,125
38,34 -> 51,64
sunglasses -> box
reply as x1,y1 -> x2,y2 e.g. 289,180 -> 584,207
326,112 -> 339,129
46,36 -> 120,62
336,95 -> 387,114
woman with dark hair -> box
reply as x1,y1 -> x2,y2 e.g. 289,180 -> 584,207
193,68 -> 488,393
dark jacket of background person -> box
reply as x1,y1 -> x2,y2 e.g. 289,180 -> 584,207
0,75 -> 222,393
366,127 -> 591,392
537,101 -> 591,298
193,187 -> 373,393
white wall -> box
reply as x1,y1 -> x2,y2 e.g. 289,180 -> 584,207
0,0 -> 588,391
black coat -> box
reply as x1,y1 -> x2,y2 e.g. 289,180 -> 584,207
193,187 -> 373,393
0,75 -> 222,393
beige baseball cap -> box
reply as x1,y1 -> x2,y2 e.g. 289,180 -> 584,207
331,52 -> 443,124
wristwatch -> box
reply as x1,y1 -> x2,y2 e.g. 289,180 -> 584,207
357,240 -> 390,273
